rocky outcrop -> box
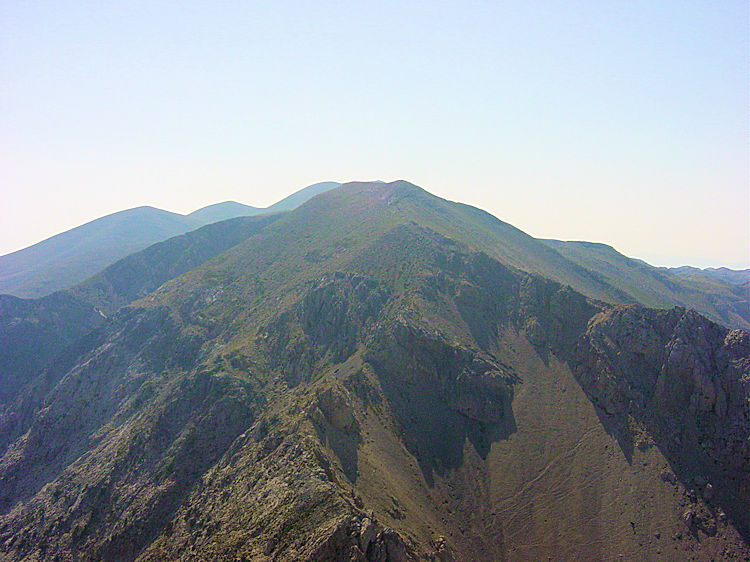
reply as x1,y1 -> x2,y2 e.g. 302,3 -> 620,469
309,515 -> 413,561
366,318 -> 515,425
573,305 -> 750,535
260,274 -> 390,386
314,385 -> 359,433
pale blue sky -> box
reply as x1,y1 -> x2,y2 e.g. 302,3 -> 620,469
1,1 -> 748,267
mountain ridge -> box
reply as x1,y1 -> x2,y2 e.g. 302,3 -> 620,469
0,182 -> 341,298
541,238 -> 749,330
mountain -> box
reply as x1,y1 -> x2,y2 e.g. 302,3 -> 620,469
666,266 -> 750,287
541,239 -> 750,331
265,181 -> 341,213
0,181 -> 747,560
0,207 -> 202,298
0,213 -> 281,405
0,182 -> 339,298
186,201 -> 262,224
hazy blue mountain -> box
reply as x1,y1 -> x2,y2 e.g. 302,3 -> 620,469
0,207 -> 202,298
265,181 -> 341,213
0,182 -> 339,298
186,201 -> 262,223
187,182 -> 341,221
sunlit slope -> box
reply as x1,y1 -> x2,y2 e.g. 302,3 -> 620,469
0,181 -> 340,298
148,181 -> 630,313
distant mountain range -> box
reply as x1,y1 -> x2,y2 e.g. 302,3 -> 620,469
185,181 -> 341,224
0,180 -> 748,560
665,265 -> 750,286
0,181 -> 341,298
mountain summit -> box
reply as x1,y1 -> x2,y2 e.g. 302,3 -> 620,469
186,201 -> 262,224
0,181 -> 747,560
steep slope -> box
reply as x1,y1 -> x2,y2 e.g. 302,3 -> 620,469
0,181 -> 746,560
542,239 -> 750,330
0,214 -> 281,405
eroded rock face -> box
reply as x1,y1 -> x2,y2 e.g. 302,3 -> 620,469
657,311 -> 732,414
572,307 -> 669,415
310,516 -> 413,562
260,274 -> 390,386
574,308 -> 749,457
573,306 -> 750,534
442,368 -> 508,424
315,385 -> 359,433
366,318 -> 515,425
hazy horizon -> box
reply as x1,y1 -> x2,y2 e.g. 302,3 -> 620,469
2,2 -> 748,269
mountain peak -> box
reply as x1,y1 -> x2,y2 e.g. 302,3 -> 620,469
188,201 -> 261,224
265,181 -> 341,213
325,179 -> 427,204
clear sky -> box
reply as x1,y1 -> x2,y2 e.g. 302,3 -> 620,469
2,1 -> 748,268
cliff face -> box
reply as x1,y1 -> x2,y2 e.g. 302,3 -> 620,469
574,306 -> 750,536
0,182 -> 747,561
